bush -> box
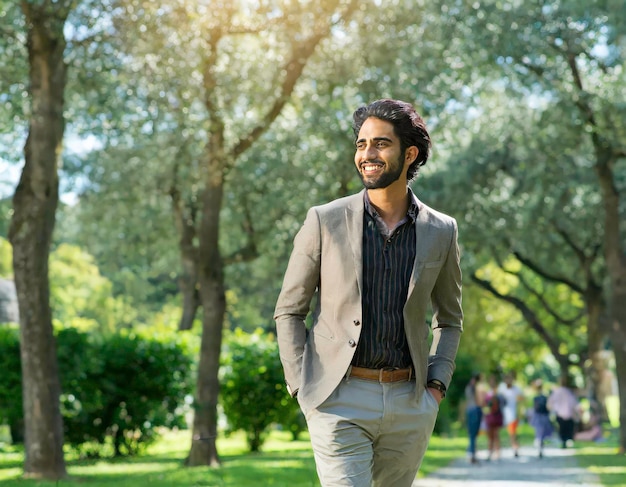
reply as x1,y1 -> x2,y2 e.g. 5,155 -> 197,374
220,328 -> 302,451
0,328 -> 194,456
0,326 -> 23,443
63,330 -> 193,456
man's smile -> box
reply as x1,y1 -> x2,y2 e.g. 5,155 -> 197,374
360,162 -> 384,174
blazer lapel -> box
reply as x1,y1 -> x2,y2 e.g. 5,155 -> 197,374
408,197 -> 428,298
346,191 -> 365,297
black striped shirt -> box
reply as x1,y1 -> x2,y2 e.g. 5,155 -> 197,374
351,191 -> 418,369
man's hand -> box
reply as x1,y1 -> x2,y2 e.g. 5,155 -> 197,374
427,386 -> 444,405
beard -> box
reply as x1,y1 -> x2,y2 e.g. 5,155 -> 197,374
356,154 -> 404,190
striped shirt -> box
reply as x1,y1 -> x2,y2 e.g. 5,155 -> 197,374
351,190 -> 418,369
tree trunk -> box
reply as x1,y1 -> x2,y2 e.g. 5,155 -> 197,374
169,183 -> 200,331
610,317 -> 626,453
593,148 -> 626,453
178,263 -> 200,331
185,163 -> 224,467
586,292 -> 610,422
7,1 -> 72,479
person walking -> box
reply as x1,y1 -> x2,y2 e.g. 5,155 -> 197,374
274,98 -> 463,487
484,375 -> 504,461
465,373 -> 485,464
498,372 -> 523,457
548,376 -> 579,448
528,379 -> 554,458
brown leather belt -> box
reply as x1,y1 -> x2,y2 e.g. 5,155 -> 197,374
349,366 -> 413,383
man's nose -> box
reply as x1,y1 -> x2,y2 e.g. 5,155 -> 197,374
363,144 -> 378,160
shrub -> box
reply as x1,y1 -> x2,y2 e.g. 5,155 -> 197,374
0,328 -> 193,456
220,328 -> 301,451
0,326 -> 23,443
63,330 -> 193,456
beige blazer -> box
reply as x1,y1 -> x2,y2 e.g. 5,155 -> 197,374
274,190 -> 463,414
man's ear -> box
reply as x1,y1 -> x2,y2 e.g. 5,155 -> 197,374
405,146 -> 419,165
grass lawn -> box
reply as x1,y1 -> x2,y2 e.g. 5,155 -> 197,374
574,435 -> 626,487
1,425 -> 624,486
0,429 -> 466,487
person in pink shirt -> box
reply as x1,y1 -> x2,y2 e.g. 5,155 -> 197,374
547,376 -> 578,448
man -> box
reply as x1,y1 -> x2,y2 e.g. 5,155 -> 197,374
274,99 -> 463,487
498,372 -> 523,457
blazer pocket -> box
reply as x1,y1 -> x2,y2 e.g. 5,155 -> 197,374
418,259 -> 443,269
311,321 -> 334,340
410,260 -> 444,291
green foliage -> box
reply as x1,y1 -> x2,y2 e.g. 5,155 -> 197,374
220,328 -> 303,451
0,1 -> 28,169
0,326 -> 22,442
63,330 -> 193,456
49,243 -> 135,332
0,328 -> 193,457
0,236 -> 11,277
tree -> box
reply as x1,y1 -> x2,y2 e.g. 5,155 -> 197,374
95,0 -> 360,466
431,0 -> 626,450
7,0 -> 78,479
187,1 -> 362,466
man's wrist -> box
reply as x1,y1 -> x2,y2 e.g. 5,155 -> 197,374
286,383 -> 299,398
427,379 -> 447,398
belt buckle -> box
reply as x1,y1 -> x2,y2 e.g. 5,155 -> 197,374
380,367 -> 398,382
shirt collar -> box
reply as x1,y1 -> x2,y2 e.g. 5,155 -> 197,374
363,188 -> 419,223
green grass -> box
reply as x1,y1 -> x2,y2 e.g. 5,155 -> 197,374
0,429 -> 465,487
2,426 -> 623,486
574,433 -> 626,487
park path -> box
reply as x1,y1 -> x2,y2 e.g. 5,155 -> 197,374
413,444 -> 603,487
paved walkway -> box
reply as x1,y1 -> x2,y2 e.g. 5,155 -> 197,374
413,445 -> 603,486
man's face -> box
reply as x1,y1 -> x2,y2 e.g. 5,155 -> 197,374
354,117 -> 409,190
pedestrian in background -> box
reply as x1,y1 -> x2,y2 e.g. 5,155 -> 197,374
528,379 -> 553,458
484,374 -> 504,461
465,372 -> 485,464
498,372 -> 523,457
548,376 -> 578,448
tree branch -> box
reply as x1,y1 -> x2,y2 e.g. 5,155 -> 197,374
502,265 -> 584,325
229,0 -> 359,160
470,272 -> 573,368
169,159 -> 201,331
512,250 -> 584,294
223,193 -> 259,265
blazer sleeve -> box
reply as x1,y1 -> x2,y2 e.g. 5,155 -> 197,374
274,207 -> 322,396
427,218 -> 463,388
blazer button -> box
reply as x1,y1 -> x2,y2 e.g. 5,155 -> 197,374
348,339 -> 356,347
353,320 -> 361,326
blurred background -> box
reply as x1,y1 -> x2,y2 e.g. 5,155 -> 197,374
0,0 -> 624,480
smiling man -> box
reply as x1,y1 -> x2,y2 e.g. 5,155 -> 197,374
274,99 -> 463,487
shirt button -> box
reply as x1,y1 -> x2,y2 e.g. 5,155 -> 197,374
353,320 -> 361,326
348,339 -> 356,347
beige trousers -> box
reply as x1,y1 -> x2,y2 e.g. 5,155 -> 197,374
304,376 -> 439,487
